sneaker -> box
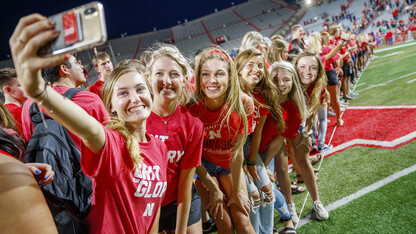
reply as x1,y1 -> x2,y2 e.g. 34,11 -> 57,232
339,99 -> 348,105
328,110 -> 336,117
349,91 -> 359,96
339,102 -> 348,107
318,144 -> 333,152
203,217 -> 217,233
343,95 -> 352,101
288,203 -> 299,227
311,144 -> 318,152
313,201 -> 329,220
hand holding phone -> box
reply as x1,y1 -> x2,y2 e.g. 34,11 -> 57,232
38,1 -> 107,55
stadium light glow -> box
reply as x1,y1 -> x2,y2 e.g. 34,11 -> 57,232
306,0 -> 312,5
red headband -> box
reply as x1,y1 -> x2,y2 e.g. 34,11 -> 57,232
201,49 -> 230,63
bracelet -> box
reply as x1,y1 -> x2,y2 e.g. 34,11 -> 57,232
247,161 -> 256,166
32,82 -> 49,101
302,130 -> 313,138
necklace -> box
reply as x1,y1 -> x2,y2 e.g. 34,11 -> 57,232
153,107 -> 176,124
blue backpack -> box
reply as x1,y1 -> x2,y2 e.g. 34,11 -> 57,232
24,88 -> 92,220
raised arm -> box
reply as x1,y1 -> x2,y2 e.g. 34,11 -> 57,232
9,14 -> 105,154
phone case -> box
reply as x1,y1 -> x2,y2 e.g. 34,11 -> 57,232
38,1 -> 107,55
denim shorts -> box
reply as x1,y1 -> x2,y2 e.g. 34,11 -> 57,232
202,158 -> 231,176
326,70 -> 339,86
158,185 -> 201,231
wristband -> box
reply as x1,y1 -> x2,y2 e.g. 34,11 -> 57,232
302,130 -> 313,138
247,161 -> 256,166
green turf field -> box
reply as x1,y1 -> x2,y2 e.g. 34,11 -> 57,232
272,41 -> 416,233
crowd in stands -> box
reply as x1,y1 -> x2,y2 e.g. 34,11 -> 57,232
1,0 -> 414,233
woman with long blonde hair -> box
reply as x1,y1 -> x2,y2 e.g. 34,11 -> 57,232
236,48 -> 296,233
145,43 -> 204,233
292,51 -> 330,221
268,39 -> 289,64
259,61 -> 308,228
10,14 -> 170,233
187,47 -> 255,233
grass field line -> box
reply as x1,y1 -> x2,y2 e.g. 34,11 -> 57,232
374,51 -> 404,58
375,41 -> 416,53
297,163 -> 416,228
326,131 -> 416,155
348,105 -> 416,109
407,78 -> 416,84
355,71 -> 416,92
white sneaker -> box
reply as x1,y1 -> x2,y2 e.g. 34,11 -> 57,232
288,203 -> 299,226
313,201 -> 329,220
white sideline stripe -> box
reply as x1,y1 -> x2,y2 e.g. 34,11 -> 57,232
407,79 -> 416,84
297,164 -> 416,228
354,82 -> 366,87
375,51 -> 404,58
356,72 -> 416,92
375,41 -> 416,53
348,105 -> 416,109
328,131 -> 416,154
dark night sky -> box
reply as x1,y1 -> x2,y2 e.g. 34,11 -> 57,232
0,0 -> 247,60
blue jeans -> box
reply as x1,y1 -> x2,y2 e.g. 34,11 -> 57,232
312,105 -> 328,148
259,148 -> 292,221
244,135 -> 274,234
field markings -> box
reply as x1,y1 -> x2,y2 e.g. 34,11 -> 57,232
374,51 -> 404,58
375,41 -> 416,53
348,105 -> 416,109
407,78 -> 416,84
355,71 -> 416,92
354,82 -> 366,87
326,131 -> 416,154
297,164 -> 416,228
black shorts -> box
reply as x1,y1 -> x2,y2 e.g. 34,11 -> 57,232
326,70 -> 339,86
343,63 -> 351,78
158,185 -> 201,231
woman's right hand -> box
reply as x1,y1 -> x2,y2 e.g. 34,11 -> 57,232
207,188 -> 226,220
9,14 -> 69,96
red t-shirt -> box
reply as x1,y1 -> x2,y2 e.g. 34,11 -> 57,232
21,86 -> 110,145
81,129 -> 168,234
4,103 -> 23,135
321,45 -> 341,72
259,99 -> 302,153
146,104 -> 203,206
88,80 -> 104,98
0,149 -> 15,158
305,83 -> 327,105
252,90 -> 270,130
187,96 -> 254,169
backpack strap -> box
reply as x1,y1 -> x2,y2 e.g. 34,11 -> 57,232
30,88 -> 81,126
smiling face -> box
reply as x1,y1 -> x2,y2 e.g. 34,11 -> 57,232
272,68 -> 293,97
110,72 -> 152,125
149,56 -> 184,104
296,56 -> 318,88
239,55 -> 264,89
200,58 -> 229,104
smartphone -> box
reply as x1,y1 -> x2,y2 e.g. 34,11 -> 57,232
38,1 -> 107,56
